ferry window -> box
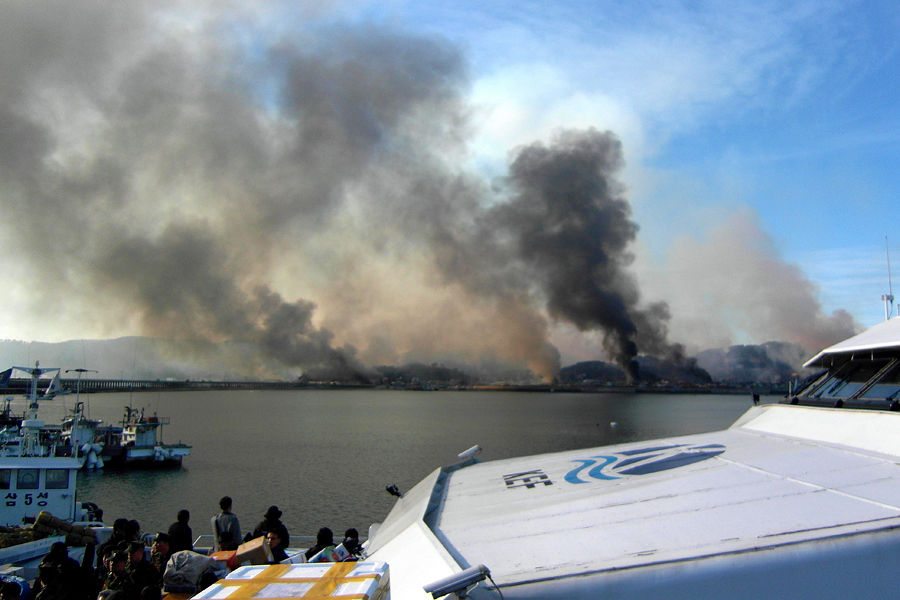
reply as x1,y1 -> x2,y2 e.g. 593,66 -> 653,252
0,470 -> 9,490
862,362 -> 900,400
46,469 -> 69,489
813,359 -> 890,399
17,469 -> 39,490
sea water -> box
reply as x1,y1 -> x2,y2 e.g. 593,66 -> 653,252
20,389 -> 768,541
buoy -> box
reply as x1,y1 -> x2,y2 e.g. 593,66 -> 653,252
81,443 -> 104,470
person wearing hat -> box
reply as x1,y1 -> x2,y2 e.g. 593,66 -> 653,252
96,518 -> 129,571
149,533 -> 171,574
103,552 -> 136,598
249,506 -> 290,555
126,541 -> 161,593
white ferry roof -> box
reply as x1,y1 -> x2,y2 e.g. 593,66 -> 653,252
367,404 -> 900,599
804,316 -> 900,367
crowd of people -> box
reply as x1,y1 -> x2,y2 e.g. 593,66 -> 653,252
3,498 -> 364,600
10,517 -> 170,600
210,497 -> 362,564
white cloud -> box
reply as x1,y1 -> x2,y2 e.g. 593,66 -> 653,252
468,63 -> 645,173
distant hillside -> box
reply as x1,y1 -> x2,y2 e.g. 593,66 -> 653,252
375,363 -> 471,387
0,336 -> 818,386
695,342 -> 813,385
0,337 -> 284,381
557,357 -> 712,386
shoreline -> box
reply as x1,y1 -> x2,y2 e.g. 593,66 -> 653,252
1,379 -> 783,396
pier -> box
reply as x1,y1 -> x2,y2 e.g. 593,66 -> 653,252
0,377 -> 365,395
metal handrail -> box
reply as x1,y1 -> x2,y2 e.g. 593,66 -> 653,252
192,534 -> 319,554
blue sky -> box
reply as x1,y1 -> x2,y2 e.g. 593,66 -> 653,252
1,0 -> 898,374
365,0 -> 900,329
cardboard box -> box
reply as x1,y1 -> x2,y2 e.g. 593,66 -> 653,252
192,561 -> 390,599
234,536 -> 273,566
210,536 -> 273,570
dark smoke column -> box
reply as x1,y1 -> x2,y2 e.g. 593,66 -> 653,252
490,128 -> 655,381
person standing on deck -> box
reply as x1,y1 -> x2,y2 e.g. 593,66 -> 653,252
211,496 -> 241,552
167,509 -> 193,554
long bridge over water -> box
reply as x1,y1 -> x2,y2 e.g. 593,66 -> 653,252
0,377 -> 368,395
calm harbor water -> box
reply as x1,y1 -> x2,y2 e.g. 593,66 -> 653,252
18,389 -> 771,541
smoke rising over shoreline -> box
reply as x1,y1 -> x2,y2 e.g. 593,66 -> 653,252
448,130 -> 689,380
0,3 -> 857,381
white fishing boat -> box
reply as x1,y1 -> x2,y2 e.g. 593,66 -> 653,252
0,364 -> 77,461
0,364 -> 103,522
0,364 -> 107,583
59,401 -> 105,471
347,319 -> 900,599
95,405 -> 191,467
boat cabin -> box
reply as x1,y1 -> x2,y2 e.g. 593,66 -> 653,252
792,317 -> 900,409
0,457 -> 82,526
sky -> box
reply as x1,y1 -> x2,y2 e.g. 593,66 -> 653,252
0,0 -> 897,380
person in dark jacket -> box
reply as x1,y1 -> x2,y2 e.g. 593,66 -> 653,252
167,509 -> 193,554
304,527 -> 334,561
149,533 -> 171,574
32,542 -> 85,599
125,541 -> 161,593
265,531 -> 288,563
249,506 -> 290,555
97,519 -> 129,570
102,552 -> 137,599
341,528 -> 363,560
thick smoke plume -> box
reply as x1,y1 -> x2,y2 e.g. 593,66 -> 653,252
0,3 -> 855,382
0,3 -> 477,380
457,130 -> 685,380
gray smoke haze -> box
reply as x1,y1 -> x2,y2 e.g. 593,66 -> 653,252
696,342 -> 813,385
646,210 -> 858,357
0,3 -> 855,382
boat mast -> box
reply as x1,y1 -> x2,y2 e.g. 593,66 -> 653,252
883,236 -> 895,321
65,368 -> 97,417
19,361 -> 54,456
23,361 -> 47,421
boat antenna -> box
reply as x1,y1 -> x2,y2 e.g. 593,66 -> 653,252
66,368 -> 98,416
883,236 -> 895,321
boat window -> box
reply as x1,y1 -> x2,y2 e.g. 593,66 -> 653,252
45,469 -> 69,489
861,362 -> 900,400
16,469 -> 39,490
0,470 -> 9,490
812,359 -> 891,399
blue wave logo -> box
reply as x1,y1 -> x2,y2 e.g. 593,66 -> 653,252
564,443 -> 725,484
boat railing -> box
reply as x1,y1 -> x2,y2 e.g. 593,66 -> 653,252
191,534 -> 319,555
127,416 -> 171,427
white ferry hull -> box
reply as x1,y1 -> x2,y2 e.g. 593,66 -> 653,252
366,404 -> 900,599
